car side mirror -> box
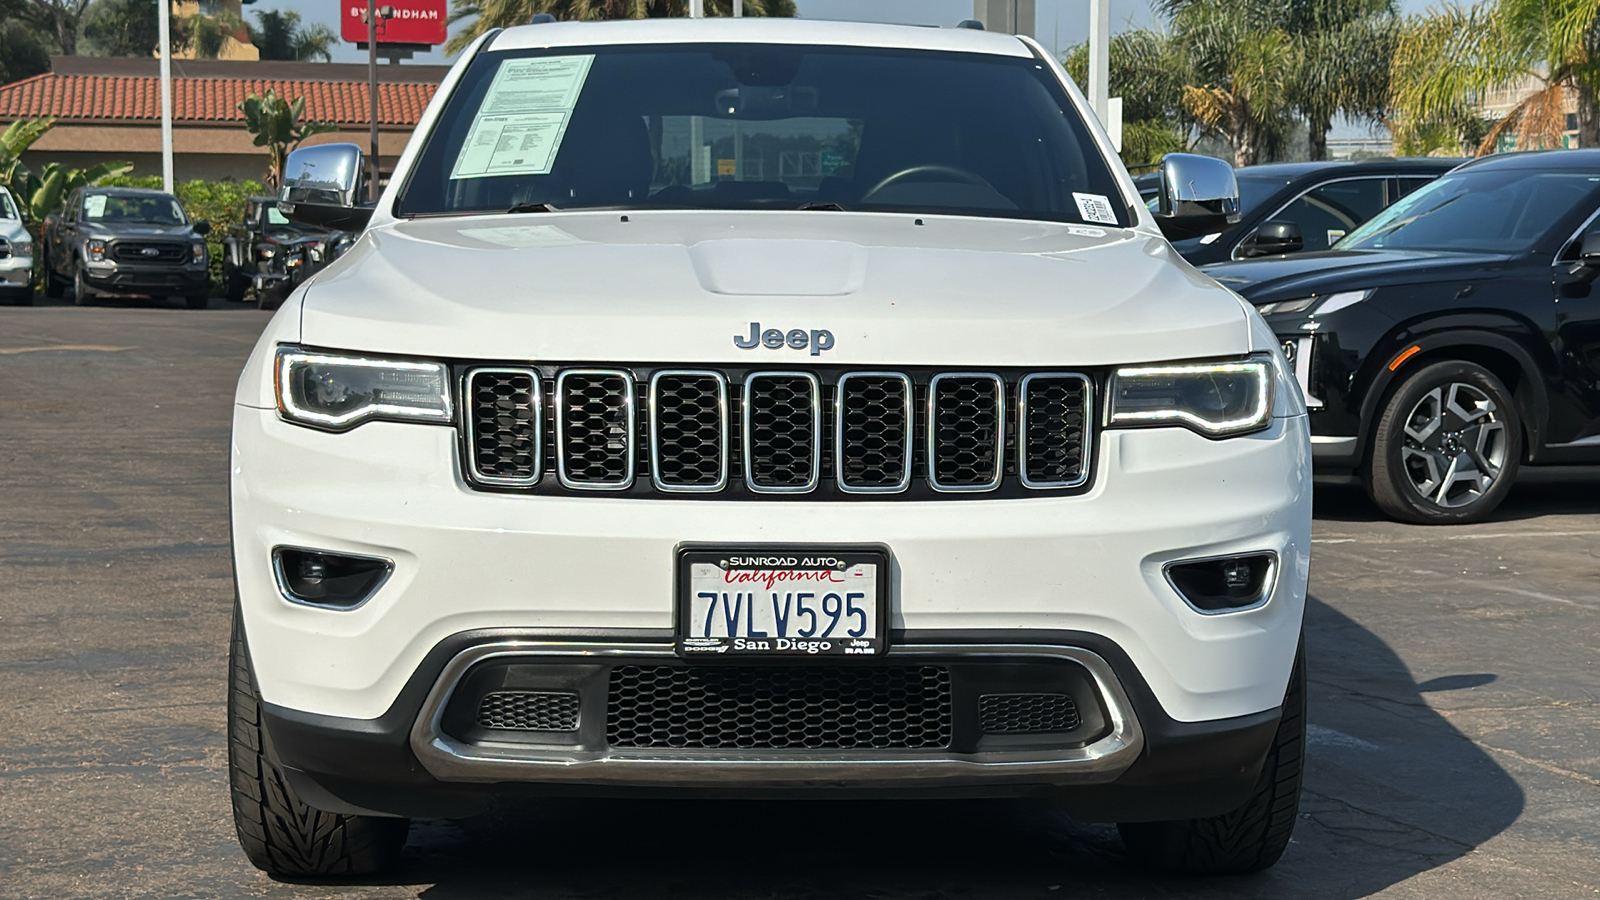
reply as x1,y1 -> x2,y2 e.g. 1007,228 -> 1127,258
1152,153 -> 1240,241
1581,230 -> 1600,268
192,220 -> 211,237
278,143 -> 374,231
1240,221 -> 1303,258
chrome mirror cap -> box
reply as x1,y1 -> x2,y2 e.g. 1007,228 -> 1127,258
1154,153 -> 1241,241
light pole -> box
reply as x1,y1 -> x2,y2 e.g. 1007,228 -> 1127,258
366,2 -> 393,202
158,0 -> 173,193
1087,0 -> 1109,124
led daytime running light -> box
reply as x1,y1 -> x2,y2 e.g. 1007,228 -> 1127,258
275,348 -> 452,431
1108,359 -> 1274,437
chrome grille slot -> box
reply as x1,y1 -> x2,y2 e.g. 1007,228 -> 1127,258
649,371 -> 728,492
555,369 -> 635,490
836,372 -> 913,493
743,372 -> 821,493
928,373 -> 1004,492
465,367 -> 541,486
1018,373 -> 1090,488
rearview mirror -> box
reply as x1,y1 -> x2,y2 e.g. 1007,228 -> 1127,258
1241,221 -> 1303,258
1153,153 -> 1240,241
278,143 -> 374,231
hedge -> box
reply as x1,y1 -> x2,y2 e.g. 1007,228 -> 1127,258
98,175 -> 269,294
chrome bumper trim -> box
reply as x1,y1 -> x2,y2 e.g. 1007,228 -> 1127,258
408,641 -> 1145,786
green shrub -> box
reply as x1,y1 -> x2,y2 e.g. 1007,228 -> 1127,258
99,175 -> 268,294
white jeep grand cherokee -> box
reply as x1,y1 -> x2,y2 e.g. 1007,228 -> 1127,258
229,17 -> 1311,879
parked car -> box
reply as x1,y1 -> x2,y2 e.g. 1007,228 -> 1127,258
0,186 -> 33,305
222,196 -> 347,310
228,19 -> 1312,880
1204,149 -> 1600,524
1136,158 -> 1461,265
40,187 -> 211,308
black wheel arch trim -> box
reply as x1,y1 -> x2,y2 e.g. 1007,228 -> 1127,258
1349,324 -> 1550,465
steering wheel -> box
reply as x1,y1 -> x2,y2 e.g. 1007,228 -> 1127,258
862,164 -> 992,201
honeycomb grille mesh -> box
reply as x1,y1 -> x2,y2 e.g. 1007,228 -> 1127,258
558,372 -> 632,486
652,374 -> 725,489
467,369 -> 540,483
978,693 -> 1081,734
929,376 -> 1003,488
476,691 -> 581,731
744,375 -> 818,490
1020,376 -> 1089,487
838,375 -> 911,490
606,665 -> 953,749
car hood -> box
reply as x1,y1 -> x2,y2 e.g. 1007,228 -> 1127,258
81,223 -> 198,240
1202,249 -> 1515,302
298,211 -> 1252,367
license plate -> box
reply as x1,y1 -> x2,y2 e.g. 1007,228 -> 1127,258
676,547 -> 888,657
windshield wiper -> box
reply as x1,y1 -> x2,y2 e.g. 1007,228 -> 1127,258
798,202 -> 848,211
507,202 -> 556,214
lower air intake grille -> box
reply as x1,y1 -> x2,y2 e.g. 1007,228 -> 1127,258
607,665 -> 953,749
466,368 -> 541,485
978,693 -> 1081,734
476,691 -> 581,731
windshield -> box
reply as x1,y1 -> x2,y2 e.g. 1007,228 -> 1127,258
1336,168 -> 1600,253
83,193 -> 187,226
0,191 -> 17,220
397,44 -> 1130,226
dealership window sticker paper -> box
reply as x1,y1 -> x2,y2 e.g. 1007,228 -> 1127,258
450,55 -> 595,180
1072,192 -> 1118,225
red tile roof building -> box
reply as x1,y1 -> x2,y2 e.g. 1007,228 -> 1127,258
0,57 -> 447,183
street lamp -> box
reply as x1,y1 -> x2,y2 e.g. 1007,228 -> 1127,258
367,2 -> 394,203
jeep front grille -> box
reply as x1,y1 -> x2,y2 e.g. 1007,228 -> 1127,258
460,366 -> 1094,499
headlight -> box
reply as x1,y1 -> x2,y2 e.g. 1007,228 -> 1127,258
86,239 -> 107,263
258,246 -> 277,259
12,240 -> 32,257
191,242 -> 206,264
1108,357 -> 1274,437
275,348 -> 452,431
1255,290 -> 1370,317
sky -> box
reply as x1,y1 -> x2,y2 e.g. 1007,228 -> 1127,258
269,0 -> 1438,67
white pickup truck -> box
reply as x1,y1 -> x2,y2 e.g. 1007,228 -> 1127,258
228,17 -> 1311,878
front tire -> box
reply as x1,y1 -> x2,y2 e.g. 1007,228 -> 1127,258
258,287 -> 287,311
43,248 -> 65,299
1117,642 -> 1305,874
229,610 -> 409,877
73,265 -> 95,306
1365,360 -> 1521,524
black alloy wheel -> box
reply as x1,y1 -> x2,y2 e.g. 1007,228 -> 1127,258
1366,360 -> 1521,524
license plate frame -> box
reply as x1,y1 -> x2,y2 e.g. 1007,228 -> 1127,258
675,545 -> 890,658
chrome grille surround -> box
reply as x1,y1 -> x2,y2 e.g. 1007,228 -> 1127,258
554,369 -> 635,491
742,371 -> 822,494
463,367 -> 542,487
648,370 -> 729,493
1017,372 -> 1092,489
927,372 -> 1005,492
835,372 -> 915,494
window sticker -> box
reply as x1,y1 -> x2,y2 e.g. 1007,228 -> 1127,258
1072,192 -> 1118,225
1067,225 -> 1107,238
450,55 -> 595,181
84,194 -> 107,218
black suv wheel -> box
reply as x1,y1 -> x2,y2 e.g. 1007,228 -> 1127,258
1366,360 -> 1521,524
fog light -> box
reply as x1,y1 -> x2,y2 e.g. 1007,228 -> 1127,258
272,547 -> 392,609
1164,553 -> 1276,614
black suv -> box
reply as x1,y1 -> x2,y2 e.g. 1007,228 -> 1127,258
222,196 -> 345,310
40,187 -> 211,308
1137,158 -> 1460,265
1205,150 -> 1600,523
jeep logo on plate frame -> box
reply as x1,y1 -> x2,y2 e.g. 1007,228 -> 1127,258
734,322 -> 836,357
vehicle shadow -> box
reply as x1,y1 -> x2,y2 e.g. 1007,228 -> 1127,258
1314,467 -> 1600,523
298,596 -> 1522,899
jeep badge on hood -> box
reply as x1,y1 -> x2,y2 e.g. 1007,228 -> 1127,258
734,322 -> 836,356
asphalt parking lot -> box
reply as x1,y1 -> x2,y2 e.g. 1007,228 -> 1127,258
2,299 -> 1598,899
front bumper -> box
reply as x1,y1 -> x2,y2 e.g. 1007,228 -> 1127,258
257,628 -> 1283,821
232,405 -> 1311,726
0,256 -> 31,288
83,263 -> 208,293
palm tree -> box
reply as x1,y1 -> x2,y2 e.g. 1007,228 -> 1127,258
1391,0 -> 1600,155
1284,0 -> 1399,160
1062,29 -> 1190,166
238,91 -> 339,189
1171,0 -> 1299,165
447,0 -> 795,55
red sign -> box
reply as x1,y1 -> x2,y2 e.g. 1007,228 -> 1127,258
341,0 -> 448,46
